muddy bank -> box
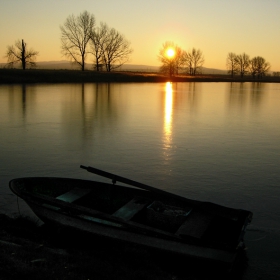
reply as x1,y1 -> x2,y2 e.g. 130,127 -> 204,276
0,214 -> 248,280
0,214 -> 177,280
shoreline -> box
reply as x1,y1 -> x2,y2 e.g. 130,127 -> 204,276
0,213 -> 177,280
1,68 -> 280,84
0,213 -> 246,279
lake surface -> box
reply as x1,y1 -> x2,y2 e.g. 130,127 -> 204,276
1,82 -> 280,279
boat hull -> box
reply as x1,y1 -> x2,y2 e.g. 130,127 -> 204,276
9,176 -> 252,269
26,201 -> 238,266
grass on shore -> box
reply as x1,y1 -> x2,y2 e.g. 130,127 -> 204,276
1,68 -> 280,84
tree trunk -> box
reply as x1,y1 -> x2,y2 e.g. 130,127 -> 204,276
21,40 -> 26,70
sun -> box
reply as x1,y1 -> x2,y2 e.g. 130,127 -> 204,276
166,48 -> 175,58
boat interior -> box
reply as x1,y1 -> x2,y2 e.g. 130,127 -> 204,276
14,177 -> 251,249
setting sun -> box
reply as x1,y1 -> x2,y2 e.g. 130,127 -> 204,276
166,48 -> 175,58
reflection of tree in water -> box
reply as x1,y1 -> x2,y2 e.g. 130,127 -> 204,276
21,84 -> 26,117
79,83 -> 119,143
228,82 -> 247,108
228,82 -> 265,111
250,82 -> 265,107
7,84 -> 36,122
186,82 -> 198,111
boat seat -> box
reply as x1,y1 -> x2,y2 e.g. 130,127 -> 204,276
175,211 -> 213,239
56,188 -> 91,203
113,197 -> 150,221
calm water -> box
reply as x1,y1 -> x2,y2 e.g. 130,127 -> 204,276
1,82 -> 280,278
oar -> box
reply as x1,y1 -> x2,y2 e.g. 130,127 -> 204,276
80,165 -> 188,202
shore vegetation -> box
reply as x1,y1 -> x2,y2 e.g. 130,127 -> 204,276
0,68 -> 280,84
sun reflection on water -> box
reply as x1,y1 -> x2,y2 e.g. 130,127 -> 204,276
164,82 -> 173,146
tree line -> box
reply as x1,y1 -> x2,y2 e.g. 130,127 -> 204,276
5,11 -> 133,72
226,52 -> 270,78
158,42 -> 272,78
158,41 -> 204,77
4,11 -> 273,78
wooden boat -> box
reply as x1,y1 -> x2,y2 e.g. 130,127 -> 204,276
9,165 -> 252,268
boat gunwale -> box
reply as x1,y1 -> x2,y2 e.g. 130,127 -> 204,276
9,177 -> 189,242
24,199 -> 239,266
9,176 -> 253,256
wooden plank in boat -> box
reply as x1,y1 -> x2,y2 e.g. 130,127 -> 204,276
78,214 -> 123,228
176,211 -> 213,239
113,197 -> 150,221
56,188 -> 91,203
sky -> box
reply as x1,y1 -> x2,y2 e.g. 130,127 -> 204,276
1,0 -> 280,70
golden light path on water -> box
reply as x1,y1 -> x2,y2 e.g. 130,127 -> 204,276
164,82 -> 173,153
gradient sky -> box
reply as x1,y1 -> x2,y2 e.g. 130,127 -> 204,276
1,0 -> 280,70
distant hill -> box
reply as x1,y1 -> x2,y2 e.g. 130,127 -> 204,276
0,60 -> 227,74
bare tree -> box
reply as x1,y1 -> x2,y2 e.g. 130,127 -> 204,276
60,11 -> 95,71
5,39 -> 39,70
250,56 -> 270,78
235,53 -> 250,78
173,46 -> 187,75
226,52 -> 237,78
90,23 -> 133,72
103,26 -> 132,72
90,22 -> 107,71
185,48 -> 204,76
158,41 -> 175,77
158,41 -> 185,77
184,51 -> 193,75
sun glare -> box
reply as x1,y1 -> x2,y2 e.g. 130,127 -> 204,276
164,82 -> 173,136
166,48 -> 175,58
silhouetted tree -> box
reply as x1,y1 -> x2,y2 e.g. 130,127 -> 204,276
235,53 -> 250,77
90,23 -> 133,72
185,48 -> 204,76
158,41 -> 175,77
158,41 -> 185,77
5,39 -> 39,70
249,56 -> 270,78
226,52 -> 237,78
60,11 -> 95,71
90,22 -> 107,71
173,46 -> 187,75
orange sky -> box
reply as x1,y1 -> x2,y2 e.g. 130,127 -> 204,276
1,0 -> 280,71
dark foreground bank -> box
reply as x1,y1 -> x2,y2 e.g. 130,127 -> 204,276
1,68 -> 280,84
0,214 -> 248,280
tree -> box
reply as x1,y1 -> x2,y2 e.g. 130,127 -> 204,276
5,39 -> 39,70
235,53 -> 250,78
90,22 -> 107,71
226,52 -> 237,78
173,46 -> 186,75
250,56 -> 270,78
158,41 -> 175,77
60,11 -> 95,71
185,48 -> 204,76
158,41 -> 185,77
90,23 -> 133,72
104,27 -> 133,72
95,23 -> 133,72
